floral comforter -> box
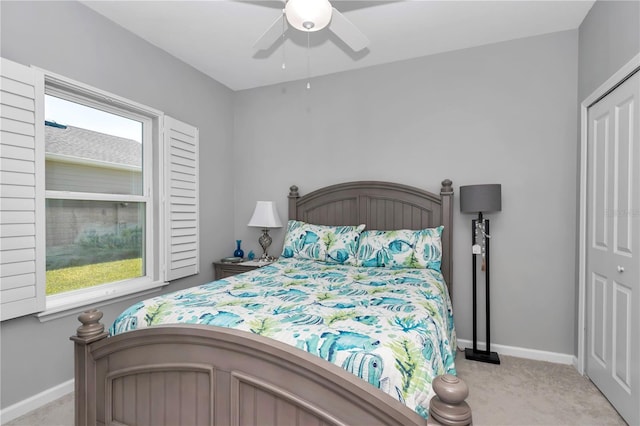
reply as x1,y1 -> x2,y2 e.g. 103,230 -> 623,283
110,258 -> 457,418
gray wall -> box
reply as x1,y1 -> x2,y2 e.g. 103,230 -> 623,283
234,30 -> 580,356
0,1 -> 234,409
574,0 -> 640,354
578,0 -> 640,101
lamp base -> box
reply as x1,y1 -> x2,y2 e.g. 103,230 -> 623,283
465,347 -> 501,364
258,228 -> 272,260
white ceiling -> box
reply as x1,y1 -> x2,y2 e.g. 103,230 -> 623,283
82,0 -> 595,91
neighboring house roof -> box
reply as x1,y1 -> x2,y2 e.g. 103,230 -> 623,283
45,121 -> 141,168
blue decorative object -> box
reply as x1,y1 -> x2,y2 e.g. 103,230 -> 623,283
247,250 -> 255,261
234,240 -> 244,258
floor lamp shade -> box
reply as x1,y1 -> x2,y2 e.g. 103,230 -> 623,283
460,184 -> 502,214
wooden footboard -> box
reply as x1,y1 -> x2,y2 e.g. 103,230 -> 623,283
71,310 -> 471,426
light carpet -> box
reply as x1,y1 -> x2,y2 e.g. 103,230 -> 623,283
455,350 -> 627,425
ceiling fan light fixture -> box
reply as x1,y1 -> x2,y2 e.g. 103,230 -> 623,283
285,0 -> 332,32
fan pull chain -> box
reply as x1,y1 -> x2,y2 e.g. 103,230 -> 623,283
306,32 -> 311,89
281,10 -> 286,70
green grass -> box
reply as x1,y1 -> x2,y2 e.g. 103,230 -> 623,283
46,258 -> 143,295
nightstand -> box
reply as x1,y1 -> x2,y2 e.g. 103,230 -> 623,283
213,260 -> 275,280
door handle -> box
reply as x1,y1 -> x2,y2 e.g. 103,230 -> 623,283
617,265 -> 625,273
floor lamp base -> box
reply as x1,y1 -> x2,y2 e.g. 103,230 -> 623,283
465,347 -> 501,364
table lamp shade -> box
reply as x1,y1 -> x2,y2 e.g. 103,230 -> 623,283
460,184 -> 502,214
248,201 -> 283,228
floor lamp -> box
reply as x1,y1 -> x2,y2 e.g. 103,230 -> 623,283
460,184 -> 502,364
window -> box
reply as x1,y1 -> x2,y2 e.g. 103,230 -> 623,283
0,57 -> 199,321
40,81 -> 160,315
44,93 -> 150,298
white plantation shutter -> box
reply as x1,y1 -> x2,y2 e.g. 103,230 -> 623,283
164,116 -> 199,281
0,58 -> 45,320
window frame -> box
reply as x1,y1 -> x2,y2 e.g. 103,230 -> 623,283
1,59 -> 199,322
37,71 -> 167,319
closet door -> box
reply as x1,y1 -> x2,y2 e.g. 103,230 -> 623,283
586,69 -> 639,426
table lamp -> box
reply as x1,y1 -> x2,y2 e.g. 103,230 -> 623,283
247,201 -> 283,261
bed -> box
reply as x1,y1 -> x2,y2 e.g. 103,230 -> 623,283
71,179 -> 471,426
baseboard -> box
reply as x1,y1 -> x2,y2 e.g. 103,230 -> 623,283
0,379 -> 74,424
572,355 -> 580,372
457,339 -> 575,365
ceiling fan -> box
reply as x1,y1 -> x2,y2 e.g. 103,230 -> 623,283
253,0 -> 369,52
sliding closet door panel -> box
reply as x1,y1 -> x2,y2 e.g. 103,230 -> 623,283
586,69 -> 639,426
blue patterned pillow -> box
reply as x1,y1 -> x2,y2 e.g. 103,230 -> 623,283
413,226 -> 444,271
355,229 -> 420,268
355,226 -> 444,270
281,220 -> 365,265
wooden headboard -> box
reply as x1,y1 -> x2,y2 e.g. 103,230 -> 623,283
287,179 -> 454,296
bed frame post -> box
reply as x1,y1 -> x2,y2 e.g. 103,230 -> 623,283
440,179 -> 454,298
70,309 -> 108,426
288,185 -> 300,222
427,374 -> 472,425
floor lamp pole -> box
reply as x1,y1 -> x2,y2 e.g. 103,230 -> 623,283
465,212 -> 500,364
471,217 -> 478,353
485,217 -> 493,356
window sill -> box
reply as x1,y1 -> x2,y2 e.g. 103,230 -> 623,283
36,279 -> 168,322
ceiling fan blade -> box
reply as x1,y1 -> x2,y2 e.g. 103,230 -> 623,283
253,13 -> 288,50
328,7 -> 369,52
